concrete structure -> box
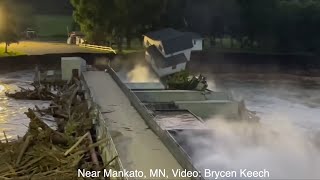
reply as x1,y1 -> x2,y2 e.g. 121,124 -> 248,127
125,82 -> 165,90
133,90 -> 240,119
83,71 -> 184,179
134,90 -> 232,102
175,100 -> 239,119
81,77 -> 125,177
79,66 -> 261,180
61,57 -> 87,81
143,28 -> 193,77
154,110 -> 207,130
81,68 -> 257,180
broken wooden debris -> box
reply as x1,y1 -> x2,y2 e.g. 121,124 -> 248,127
0,77 -> 107,179
5,83 -> 56,100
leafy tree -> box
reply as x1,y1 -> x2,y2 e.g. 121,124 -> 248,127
71,0 -> 165,51
0,0 -> 20,53
159,0 -> 187,29
70,0 -> 320,53
71,0 -> 111,44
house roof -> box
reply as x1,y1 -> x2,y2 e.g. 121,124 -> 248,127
144,28 -> 193,54
184,32 -> 203,39
161,34 -> 193,54
146,45 -> 188,69
145,28 -> 182,41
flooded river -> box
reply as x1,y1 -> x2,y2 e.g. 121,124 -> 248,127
0,68 -> 319,179
0,70 -> 49,141
120,62 -> 320,178
193,76 -> 320,179
214,78 -> 320,132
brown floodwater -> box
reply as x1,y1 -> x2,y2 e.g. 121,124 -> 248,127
0,70 -> 50,141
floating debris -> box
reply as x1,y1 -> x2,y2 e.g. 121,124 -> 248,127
5,84 -> 56,100
166,70 -> 208,91
0,78 -> 106,180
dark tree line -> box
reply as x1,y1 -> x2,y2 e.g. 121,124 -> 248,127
71,0 -> 320,53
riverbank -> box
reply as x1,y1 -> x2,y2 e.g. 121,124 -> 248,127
0,49 -> 25,57
0,51 -> 319,77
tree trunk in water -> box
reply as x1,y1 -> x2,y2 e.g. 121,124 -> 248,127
5,43 -> 8,53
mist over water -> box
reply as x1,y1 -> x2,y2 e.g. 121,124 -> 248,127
126,64 -> 159,82
117,63 -> 159,83
111,60 -> 320,179
185,117 -> 320,179
187,79 -> 320,179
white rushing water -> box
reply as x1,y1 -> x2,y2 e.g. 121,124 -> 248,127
117,62 -> 320,179
189,78 -> 320,179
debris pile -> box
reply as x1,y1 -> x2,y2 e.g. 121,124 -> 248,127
166,70 -> 208,91
5,83 -> 56,100
0,79 -> 106,180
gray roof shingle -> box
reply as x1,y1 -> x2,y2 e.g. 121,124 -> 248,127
144,28 -> 193,54
145,28 -> 181,41
146,45 -> 188,68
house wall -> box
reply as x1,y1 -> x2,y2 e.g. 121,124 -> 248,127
192,39 -> 203,51
144,36 -> 192,61
145,51 -> 161,76
146,51 -> 186,77
164,49 -> 192,61
157,63 -> 186,77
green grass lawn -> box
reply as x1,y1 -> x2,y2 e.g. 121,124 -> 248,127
0,48 -> 25,57
35,15 -> 73,38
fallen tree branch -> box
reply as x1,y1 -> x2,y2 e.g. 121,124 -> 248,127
3,131 -> 8,143
64,132 -> 89,156
15,135 -> 32,166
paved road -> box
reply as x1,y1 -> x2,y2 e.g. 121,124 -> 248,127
8,41 -> 104,55
83,71 -> 185,179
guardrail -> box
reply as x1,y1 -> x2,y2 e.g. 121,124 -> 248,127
79,43 -> 117,54
81,73 -> 127,180
105,66 -> 204,180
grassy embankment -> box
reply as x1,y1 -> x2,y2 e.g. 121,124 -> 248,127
35,15 -> 144,54
0,47 -> 25,57
0,15 -> 72,57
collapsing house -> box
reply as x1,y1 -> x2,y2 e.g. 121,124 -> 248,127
143,28 -> 202,77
